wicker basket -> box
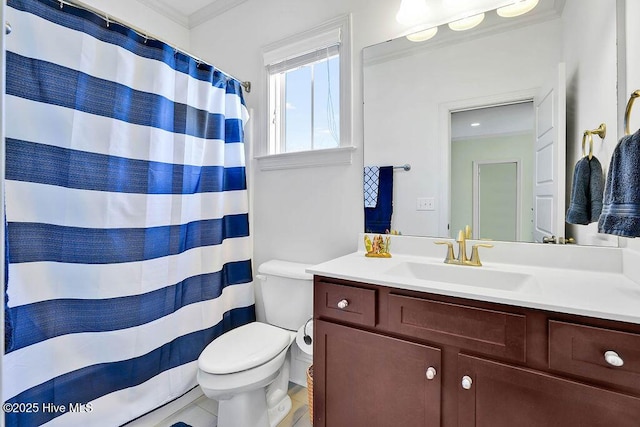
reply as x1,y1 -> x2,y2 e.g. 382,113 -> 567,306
306,364 -> 313,425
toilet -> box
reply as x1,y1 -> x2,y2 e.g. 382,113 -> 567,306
197,260 -> 313,427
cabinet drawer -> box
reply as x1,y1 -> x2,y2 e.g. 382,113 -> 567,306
549,320 -> 640,393
389,294 -> 526,362
314,280 -> 376,327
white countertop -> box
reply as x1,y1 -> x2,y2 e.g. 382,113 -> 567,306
307,235 -> 640,325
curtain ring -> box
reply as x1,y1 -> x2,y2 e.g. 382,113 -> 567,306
582,132 -> 594,160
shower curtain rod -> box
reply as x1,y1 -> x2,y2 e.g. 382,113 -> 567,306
54,0 -> 252,93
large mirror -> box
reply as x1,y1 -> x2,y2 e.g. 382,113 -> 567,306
363,0 -> 620,246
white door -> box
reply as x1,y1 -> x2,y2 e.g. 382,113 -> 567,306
533,63 -> 566,243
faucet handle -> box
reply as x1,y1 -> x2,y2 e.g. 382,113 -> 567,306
469,243 -> 493,266
434,241 -> 455,263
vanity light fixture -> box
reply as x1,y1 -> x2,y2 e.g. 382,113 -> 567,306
496,0 -> 539,18
396,0 -> 429,26
448,13 -> 485,31
406,26 -> 438,42
470,122 -> 481,127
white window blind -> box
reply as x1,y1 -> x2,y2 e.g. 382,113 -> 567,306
263,27 -> 341,68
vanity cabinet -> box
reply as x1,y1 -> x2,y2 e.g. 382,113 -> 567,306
313,276 -> 640,427
457,354 -> 640,426
315,320 -> 441,427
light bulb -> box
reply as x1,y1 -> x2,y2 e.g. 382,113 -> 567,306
497,0 -> 539,18
448,13 -> 485,31
396,0 -> 429,26
406,26 -> 438,42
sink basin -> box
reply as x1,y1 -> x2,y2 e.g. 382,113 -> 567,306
385,261 -> 539,293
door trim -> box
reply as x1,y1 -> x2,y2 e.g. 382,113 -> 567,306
439,89 -> 536,238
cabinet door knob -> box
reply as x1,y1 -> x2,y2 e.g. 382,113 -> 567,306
604,350 -> 624,367
426,367 -> 437,380
461,375 -> 473,390
337,299 -> 349,309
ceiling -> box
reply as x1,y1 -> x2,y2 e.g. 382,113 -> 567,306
451,102 -> 534,141
138,0 -> 521,31
137,0 -> 248,29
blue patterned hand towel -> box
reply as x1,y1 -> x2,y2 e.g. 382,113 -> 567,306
365,166 -> 393,233
566,156 -> 603,225
598,129 -> 640,236
364,166 -> 380,208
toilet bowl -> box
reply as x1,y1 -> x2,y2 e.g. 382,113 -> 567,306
197,260 -> 313,427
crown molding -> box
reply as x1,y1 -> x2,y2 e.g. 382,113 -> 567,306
136,0 -> 190,28
188,0 -> 248,28
136,0 -> 248,30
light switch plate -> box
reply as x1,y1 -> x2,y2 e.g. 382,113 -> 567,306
417,197 -> 435,211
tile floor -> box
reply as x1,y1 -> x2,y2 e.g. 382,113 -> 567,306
131,383 -> 312,427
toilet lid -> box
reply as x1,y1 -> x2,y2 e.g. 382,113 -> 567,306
198,322 -> 292,374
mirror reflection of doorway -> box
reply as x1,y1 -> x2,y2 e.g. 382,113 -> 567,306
473,160 -> 520,241
450,102 -> 534,241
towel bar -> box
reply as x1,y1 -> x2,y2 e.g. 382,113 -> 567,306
393,164 -> 411,171
624,90 -> 640,136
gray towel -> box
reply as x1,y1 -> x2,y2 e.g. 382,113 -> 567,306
566,156 -> 604,225
598,129 -> 640,236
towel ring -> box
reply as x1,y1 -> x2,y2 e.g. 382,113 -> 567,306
582,132 -> 594,160
582,123 -> 606,160
624,90 -> 640,136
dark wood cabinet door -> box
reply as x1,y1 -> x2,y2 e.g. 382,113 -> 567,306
458,354 -> 640,427
314,319 -> 442,427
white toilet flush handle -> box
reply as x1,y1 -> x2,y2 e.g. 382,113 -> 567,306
337,299 -> 349,309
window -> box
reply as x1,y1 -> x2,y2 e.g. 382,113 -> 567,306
259,16 -> 353,170
269,47 -> 340,154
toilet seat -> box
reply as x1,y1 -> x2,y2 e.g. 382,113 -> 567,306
199,322 -> 292,374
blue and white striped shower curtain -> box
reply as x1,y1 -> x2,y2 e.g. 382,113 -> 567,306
3,0 -> 256,425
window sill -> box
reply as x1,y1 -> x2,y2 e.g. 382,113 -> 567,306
255,146 -> 357,171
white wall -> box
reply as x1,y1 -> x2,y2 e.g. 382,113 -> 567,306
624,0 -> 640,131
187,0 -> 412,321
562,0 -> 618,247
81,0 -> 190,49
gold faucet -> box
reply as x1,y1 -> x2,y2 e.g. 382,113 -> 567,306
435,226 -> 493,267
456,229 -> 468,263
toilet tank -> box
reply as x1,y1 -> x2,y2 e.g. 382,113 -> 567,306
257,260 -> 313,331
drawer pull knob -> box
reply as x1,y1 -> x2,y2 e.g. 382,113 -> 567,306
604,350 -> 624,367
426,367 -> 437,380
461,375 -> 473,390
337,299 -> 349,309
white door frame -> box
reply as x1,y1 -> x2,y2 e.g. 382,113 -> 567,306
472,159 -> 522,241
439,89 -> 536,238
